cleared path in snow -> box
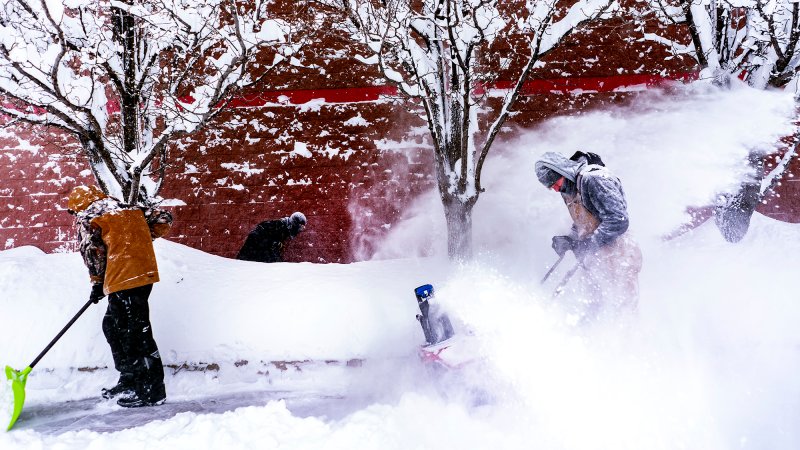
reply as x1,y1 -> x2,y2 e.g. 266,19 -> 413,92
15,389 -> 358,435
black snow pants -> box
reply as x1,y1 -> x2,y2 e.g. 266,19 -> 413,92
102,284 -> 166,401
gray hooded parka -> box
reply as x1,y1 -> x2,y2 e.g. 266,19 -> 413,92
535,152 -> 642,314
535,152 -> 629,246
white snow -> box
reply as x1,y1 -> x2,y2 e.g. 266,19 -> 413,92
157,199 -> 187,207
220,162 -> 265,177
343,113 -> 371,127
291,142 -> 313,158
1,379 -> 12,431
0,130 -> 41,154
1,84 -> 799,448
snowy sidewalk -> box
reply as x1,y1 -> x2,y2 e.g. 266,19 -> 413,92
16,389 -> 354,435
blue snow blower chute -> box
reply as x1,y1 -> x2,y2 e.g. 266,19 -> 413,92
414,284 -> 454,345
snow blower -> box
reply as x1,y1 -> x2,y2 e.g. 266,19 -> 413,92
414,284 -> 454,346
5,297 -> 96,431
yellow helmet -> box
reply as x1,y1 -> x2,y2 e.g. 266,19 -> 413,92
67,185 -> 107,213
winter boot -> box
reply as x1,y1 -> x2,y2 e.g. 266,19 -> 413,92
101,375 -> 135,399
116,392 -> 166,408
117,382 -> 166,408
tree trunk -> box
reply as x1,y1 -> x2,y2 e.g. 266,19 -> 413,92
443,195 -> 474,261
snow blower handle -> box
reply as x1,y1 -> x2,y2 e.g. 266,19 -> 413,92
28,298 -> 96,369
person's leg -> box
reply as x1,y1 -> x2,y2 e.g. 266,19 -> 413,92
576,252 -> 606,324
591,234 -> 642,318
102,294 -> 135,398
113,284 -> 166,406
609,234 -> 643,312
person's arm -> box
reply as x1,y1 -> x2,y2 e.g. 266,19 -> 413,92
261,220 -> 289,262
78,217 -> 107,284
582,174 -> 629,246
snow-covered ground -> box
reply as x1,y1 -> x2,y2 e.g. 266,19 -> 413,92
2,83 -> 799,449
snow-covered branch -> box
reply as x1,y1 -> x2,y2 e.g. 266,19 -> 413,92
644,0 -> 800,90
0,0 -> 297,203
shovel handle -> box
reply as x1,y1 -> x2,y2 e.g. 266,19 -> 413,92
29,298 -> 96,369
540,254 -> 565,285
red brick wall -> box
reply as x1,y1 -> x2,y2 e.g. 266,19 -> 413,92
158,102 -> 436,262
0,123 -> 85,253
757,133 -> 800,224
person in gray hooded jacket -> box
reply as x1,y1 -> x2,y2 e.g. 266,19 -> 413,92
535,151 -> 642,315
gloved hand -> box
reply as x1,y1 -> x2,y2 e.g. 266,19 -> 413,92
551,235 -> 574,257
90,283 -> 106,304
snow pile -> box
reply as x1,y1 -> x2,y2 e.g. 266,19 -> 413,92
0,396 -> 511,449
428,217 -> 800,449
0,243 -> 447,371
1,379 -> 12,431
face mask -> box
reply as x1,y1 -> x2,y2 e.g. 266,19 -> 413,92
551,177 -> 565,192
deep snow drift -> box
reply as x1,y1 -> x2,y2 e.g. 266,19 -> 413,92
2,84 -> 799,449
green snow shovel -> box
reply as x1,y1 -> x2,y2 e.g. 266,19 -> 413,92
5,297 -> 96,431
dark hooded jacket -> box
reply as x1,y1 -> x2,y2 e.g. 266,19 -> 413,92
236,218 -> 294,263
535,152 -> 629,246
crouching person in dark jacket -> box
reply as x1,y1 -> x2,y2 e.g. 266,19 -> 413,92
67,185 -> 173,408
237,212 -> 307,263
535,152 -> 642,319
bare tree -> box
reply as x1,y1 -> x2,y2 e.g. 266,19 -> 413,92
643,0 -> 800,89
314,0 -> 614,260
0,0 -> 300,204
642,0 -> 800,242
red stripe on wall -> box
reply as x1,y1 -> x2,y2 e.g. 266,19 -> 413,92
221,72 -> 698,108
496,72 -> 698,94
1,73 -> 696,117
226,85 -> 399,107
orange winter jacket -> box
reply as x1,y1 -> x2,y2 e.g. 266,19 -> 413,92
91,208 -> 162,295
69,186 -> 172,295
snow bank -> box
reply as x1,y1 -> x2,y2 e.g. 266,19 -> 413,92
0,395 -> 509,449
0,242 -> 449,371
430,213 -> 800,449
1,379 -> 11,431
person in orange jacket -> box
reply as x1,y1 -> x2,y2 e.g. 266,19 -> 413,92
67,185 -> 173,408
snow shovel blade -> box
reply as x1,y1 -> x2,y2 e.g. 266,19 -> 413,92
5,365 -> 32,431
